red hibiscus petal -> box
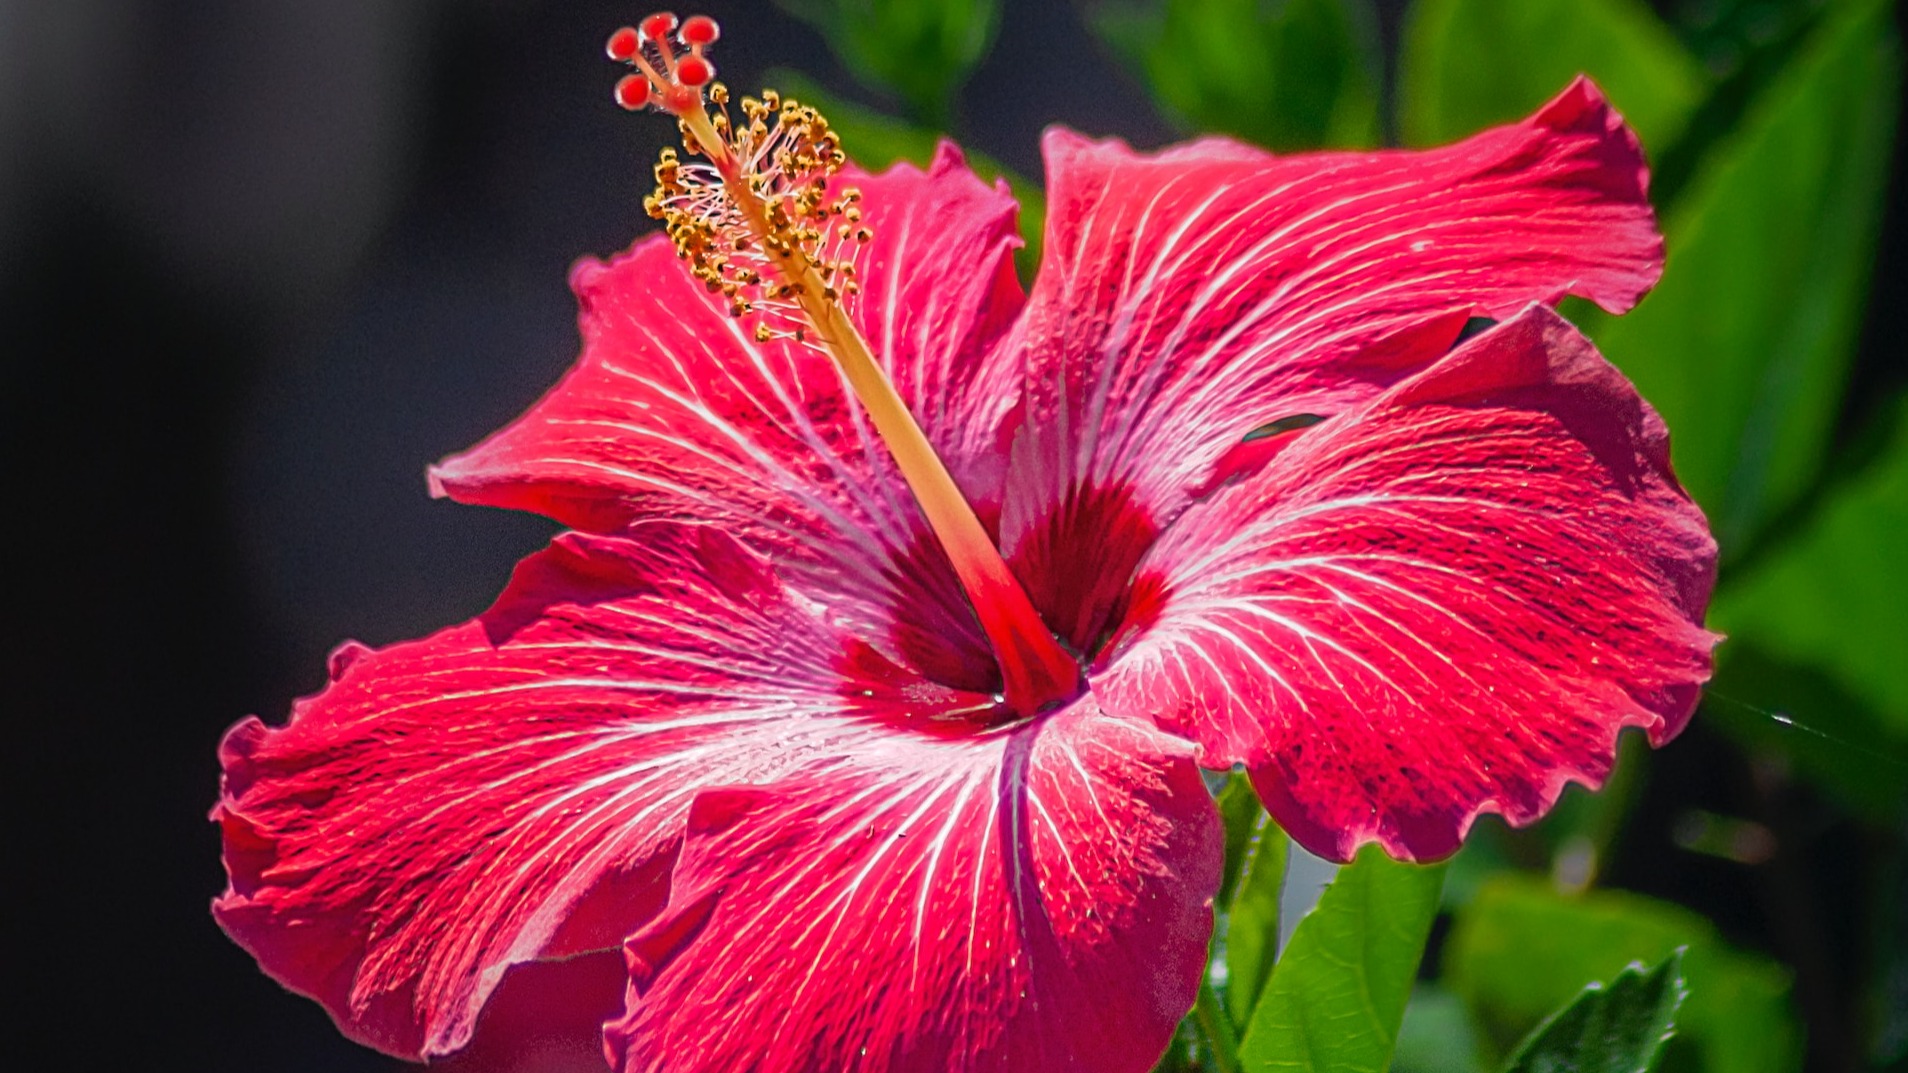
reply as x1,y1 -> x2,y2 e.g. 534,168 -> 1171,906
1096,305 -> 1718,863
604,697 -> 1221,1073
428,144 -> 1025,689
998,79 -> 1662,651
427,952 -> 631,1073
214,522 -> 988,1061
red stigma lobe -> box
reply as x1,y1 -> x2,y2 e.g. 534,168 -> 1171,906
640,12 -> 678,42
675,55 -> 712,88
615,74 -> 653,111
606,26 -> 640,62
680,15 -> 719,46
606,12 -> 723,118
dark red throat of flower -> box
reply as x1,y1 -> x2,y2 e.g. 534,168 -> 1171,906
604,13 -> 1082,718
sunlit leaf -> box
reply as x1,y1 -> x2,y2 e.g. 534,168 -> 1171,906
1446,877 -> 1800,1073
1237,845 -> 1445,1071
1400,0 -> 1707,152
1085,0 -> 1381,151
771,0 -> 999,127
1501,951 -> 1687,1073
1585,0 -> 1901,553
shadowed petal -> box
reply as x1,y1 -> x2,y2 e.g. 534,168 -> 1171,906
999,79 -> 1663,651
427,953 -> 630,1073
604,697 -> 1221,1073
214,523 -> 995,1061
429,145 -> 1024,688
1096,306 -> 1717,863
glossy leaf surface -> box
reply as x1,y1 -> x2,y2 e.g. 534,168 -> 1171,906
1501,951 -> 1686,1073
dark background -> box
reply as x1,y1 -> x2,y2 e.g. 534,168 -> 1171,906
4,1 -> 1901,1070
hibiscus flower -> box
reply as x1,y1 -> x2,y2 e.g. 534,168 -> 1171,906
214,13 -> 1717,1073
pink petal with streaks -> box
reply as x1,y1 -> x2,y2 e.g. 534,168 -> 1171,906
215,523 -> 1005,1060
429,144 -> 1025,689
1097,305 -> 1717,862
605,697 -> 1221,1073
999,79 -> 1663,652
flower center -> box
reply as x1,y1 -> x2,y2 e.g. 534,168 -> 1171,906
607,13 -> 1082,718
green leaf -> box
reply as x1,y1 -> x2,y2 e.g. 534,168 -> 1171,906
1500,951 -> 1688,1073
1584,0 -> 1902,553
1085,0 -> 1381,151
1399,0 -> 1707,152
764,70 -> 1044,274
771,0 -> 999,127
1237,845 -> 1445,1072
1712,400 -> 1908,745
1445,877 -> 1800,1073
1223,796 -> 1289,1026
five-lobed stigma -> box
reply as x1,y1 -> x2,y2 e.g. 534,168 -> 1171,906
606,12 -> 871,348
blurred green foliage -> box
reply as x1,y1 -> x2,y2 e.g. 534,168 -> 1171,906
1587,0 -> 1901,552
1085,0 -> 1382,150
1394,985 -> 1486,1073
765,70 -> 1048,275
1445,878 -> 1800,1073
782,0 -> 1905,1069
1674,0 -> 1833,80
1716,402 -> 1908,740
1401,0 -> 1708,151
771,0 -> 999,127
1702,644 -> 1908,818
1873,846 -> 1908,1068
